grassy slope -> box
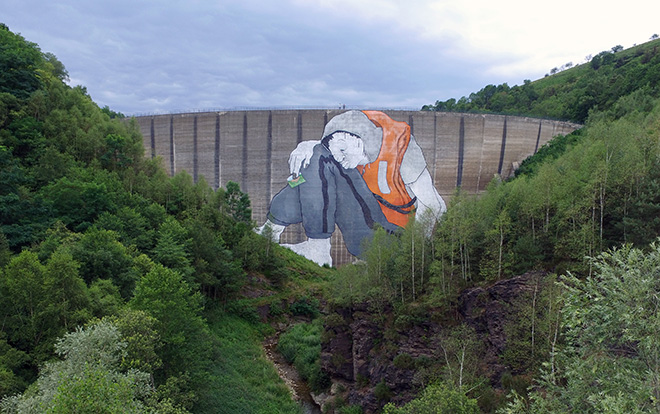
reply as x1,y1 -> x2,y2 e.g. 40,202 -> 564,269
196,246 -> 332,413
198,312 -> 302,414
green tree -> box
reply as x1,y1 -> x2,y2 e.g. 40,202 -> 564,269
480,208 -> 513,281
152,216 -> 194,282
0,25 -> 43,99
436,324 -> 484,390
69,227 -> 137,297
511,243 -> 660,413
501,274 -> 562,376
43,248 -> 91,331
94,206 -> 156,252
0,321 -> 171,414
0,337 -> 30,398
42,167 -> 124,232
100,133 -> 135,171
430,190 -> 483,299
0,251 -> 51,359
0,146 -> 50,249
129,264 -> 210,388
186,217 -> 243,299
0,249 -> 91,367
88,278 -> 123,318
382,382 -> 479,414
223,181 -> 252,225
0,231 -> 10,267
362,225 -> 399,306
107,309 -> 162,383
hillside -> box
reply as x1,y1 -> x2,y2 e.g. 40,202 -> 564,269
0,23 -> 333,413
315,40 -> 660,412
423,38 -> 660,123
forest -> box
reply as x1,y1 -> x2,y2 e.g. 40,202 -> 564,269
2,23 -> 660,413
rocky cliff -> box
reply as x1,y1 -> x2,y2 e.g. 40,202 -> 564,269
318,272 -> 552,413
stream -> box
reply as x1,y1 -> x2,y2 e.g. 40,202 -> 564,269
263,334 -> 322,414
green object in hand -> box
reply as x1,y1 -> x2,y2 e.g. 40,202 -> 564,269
288,174 -> 306,188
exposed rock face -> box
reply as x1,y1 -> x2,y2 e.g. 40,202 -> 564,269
459,272 -> 549,384
320,272 -> 548,413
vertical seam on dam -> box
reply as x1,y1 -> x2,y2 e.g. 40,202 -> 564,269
297,111 -> 303,144
267,111 -> 273,202
169,116 -> 175,175
150,118 -> 155,159
193,116 -> 198,183
242,113 -> 248,192
408,115 -> 414,135
498,117 -> 508,175
432,112 -> 437,181
534,120 -> 543,153
215,114 -> 220,190
457,117 -> 465,187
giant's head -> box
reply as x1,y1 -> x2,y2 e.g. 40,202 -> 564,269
321,111 -> 382,168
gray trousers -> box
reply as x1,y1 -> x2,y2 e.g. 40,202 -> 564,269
268,144 -> 399,257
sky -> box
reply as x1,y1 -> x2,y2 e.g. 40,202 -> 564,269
3,0 -> 660,116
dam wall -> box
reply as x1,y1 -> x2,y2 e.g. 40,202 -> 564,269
133,110 -> 581,265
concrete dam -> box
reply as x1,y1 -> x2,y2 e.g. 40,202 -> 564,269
133,110 -> 580,265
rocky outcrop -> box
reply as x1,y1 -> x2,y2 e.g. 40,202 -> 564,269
320,272 -> 548,413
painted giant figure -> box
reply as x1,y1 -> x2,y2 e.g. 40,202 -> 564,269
257,110 -> 446,266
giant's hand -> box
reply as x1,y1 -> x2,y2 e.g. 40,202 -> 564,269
406,169 -> 447,235
288,140 -> 320,176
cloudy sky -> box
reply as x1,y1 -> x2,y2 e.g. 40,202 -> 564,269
3,0 -> 659,115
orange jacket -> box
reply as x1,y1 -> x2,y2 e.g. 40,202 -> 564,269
357,111 -> 415,227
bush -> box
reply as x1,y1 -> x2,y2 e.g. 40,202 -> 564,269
381,382 -> 479,414
374,379 -> 392,402
338,405 -> 363,414
277,321 -> 329,393
225,301 -> 260,324
393,353 -> 414,370
289,296 -> 320,318
393,314 -> 414,331
268,301 -> 285,317
324,312 -> 346,328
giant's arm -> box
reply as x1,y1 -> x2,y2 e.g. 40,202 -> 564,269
288,140 -> 320,176
406,168 -> 446,222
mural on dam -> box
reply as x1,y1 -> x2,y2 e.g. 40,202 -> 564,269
257,110 -> 446,266
134,109 -> 582,266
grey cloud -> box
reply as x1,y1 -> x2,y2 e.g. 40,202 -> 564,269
2,0 -> 517,114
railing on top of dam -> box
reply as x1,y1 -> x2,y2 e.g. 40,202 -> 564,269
127,105 -> 579,126
127,104 -> 421,118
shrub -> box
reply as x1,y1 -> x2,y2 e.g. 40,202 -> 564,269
324,312 -> 345,328
374,379 -> 392,402
290,296 -> 320,318
393,353 -> 414,370
338,405 -> 363,414
381,382 -> 479,414
277,321 -> 329,393
268,301 -> 285,317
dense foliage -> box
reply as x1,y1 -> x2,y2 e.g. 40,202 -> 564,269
501,243 -> 660,413
423,39 -> 660,123
277,320 -> 329,393
0,24 -> 316,413
382,382 -> 479,414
